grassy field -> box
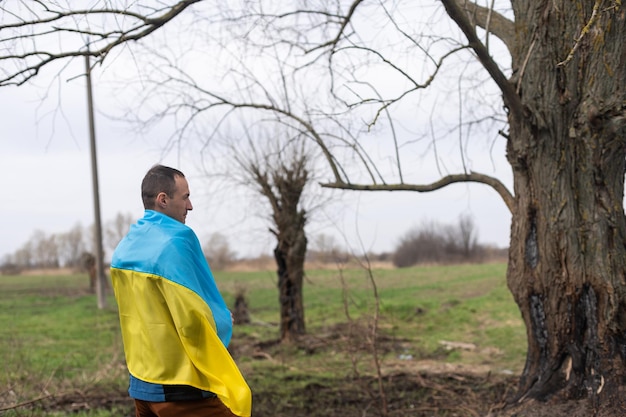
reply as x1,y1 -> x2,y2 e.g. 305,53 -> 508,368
0,263 -> 526,416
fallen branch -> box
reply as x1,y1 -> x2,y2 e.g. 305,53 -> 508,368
0,392 -> 54,412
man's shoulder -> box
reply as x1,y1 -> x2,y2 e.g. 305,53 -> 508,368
137,215 -> 197,243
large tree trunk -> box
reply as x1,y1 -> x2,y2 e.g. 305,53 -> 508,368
274,225 -> 307,342
272,179 -> 308,342
254,153 -> 309,343
506,0 -> 626,406
241,143 -> 310,342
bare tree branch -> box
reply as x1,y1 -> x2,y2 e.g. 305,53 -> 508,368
440,0 -> 524,122
0,0 -> 202,86
322,171 -> 515,214
461,0 -> 515,53
305,0 -> 366,53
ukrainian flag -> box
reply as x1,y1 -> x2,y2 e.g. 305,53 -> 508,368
111,210 -> 252,417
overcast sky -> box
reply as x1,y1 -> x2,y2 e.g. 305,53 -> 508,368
1,73 -> 513,262
0,18 -> 515,262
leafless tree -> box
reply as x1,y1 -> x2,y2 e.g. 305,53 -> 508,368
447,214 -> 479,259
231,136 -> 314,342
104,212 -> 134,255
202,232 -> 237,271
11,243 -> 33,270
29,230 -> 59,269
2,0 -> 626,413
308,233 -> 348,264
392,216 -> 483,267
56,223 -> 87,268
392,220 -> 448,267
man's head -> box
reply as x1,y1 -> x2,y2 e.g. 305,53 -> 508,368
141,165 -> 193,224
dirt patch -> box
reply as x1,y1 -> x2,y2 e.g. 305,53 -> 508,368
4,372 -> 513,417
251,371 -> 515,417
10,372 -> 616,417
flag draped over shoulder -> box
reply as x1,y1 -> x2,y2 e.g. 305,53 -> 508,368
110,210 -> 251,417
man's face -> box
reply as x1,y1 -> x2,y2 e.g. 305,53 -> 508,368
161,175 -> 193,224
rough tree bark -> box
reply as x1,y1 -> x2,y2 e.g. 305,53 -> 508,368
503,0 -> 626,406
269,169 -> 308,342
273,219 -> 308,342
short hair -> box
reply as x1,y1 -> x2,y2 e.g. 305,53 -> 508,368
141,165 -> 185,209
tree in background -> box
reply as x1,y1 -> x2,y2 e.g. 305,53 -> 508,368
393,221 -> 448,268
104,212 -> 134,256
308,233 -> 348,265
1,213 -> 134,274
57,223 -> 88,268
392,215 -> 484,267
202,232 -> 237,271
453,214 -> 480,260
233,137 -> 313,342
30,230 -> 59,269
9,242 -> 34,270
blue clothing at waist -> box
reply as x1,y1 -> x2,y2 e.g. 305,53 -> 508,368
129,375 -> 216,402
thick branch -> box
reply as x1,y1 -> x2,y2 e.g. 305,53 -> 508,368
441,0 -> 524,122
461,1 -> 515,53
322,171 -> 515,214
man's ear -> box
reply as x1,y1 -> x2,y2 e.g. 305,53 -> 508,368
156,192 -> 168,209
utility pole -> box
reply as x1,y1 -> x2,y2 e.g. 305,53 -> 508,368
85,52 -> 107,309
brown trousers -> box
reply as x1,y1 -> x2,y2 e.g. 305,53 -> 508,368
134,398 -> 238,417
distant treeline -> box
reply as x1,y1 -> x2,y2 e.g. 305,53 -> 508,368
1,213 -> 506,275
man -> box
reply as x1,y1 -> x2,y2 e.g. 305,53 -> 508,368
110,165 -> 251,417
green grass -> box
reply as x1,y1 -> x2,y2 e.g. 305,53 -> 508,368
0,263 -> 526,416
0,275 -> 126,416
218,263 -> 526,378
1,284 -> 120,377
